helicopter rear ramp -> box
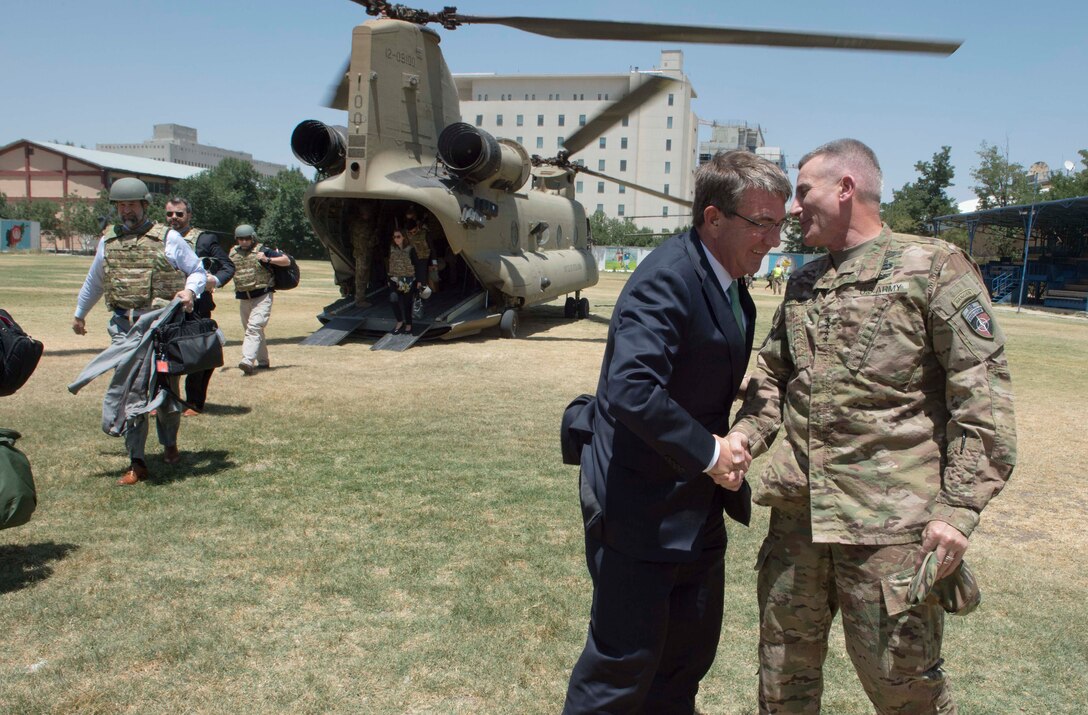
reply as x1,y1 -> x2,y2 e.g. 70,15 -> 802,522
299,314 -> 369,347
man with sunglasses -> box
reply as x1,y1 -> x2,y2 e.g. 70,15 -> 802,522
564,151 -> 791,714
71,178 -> 206,485
729,139 -> 1017,713
164,198 -> 234,415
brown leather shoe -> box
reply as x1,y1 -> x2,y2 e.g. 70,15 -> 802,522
163,446 -> 181,464
118,462 -> 149,486
182,408 -> 200,417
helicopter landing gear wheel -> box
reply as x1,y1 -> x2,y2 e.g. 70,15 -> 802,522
499,308 -> 519,338
577,297 -> 590,319
564,296 -> 576,318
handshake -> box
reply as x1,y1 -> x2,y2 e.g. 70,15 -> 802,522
708,431 -> 751,492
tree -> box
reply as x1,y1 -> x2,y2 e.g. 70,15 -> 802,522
0,192 -> 11,219
881,146 -> 958,236
173,158 -> 264,234
56,195 -> 101,244
259,169 -> 323,258
780,221 -> 821,254
11,199 -> 61,233
1045,149 -> 1088,200
588,211 -> 662,248
970,142 -> 1034,209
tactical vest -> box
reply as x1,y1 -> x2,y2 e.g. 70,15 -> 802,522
102,223 -> 186,310
388,244 -> 415,279
230,242 -> 274,292
179,226 -> 205,251
407,227 -> 431,260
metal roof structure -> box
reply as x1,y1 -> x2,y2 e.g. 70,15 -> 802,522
3,140 -> 205,180
932,195 -> 1088,243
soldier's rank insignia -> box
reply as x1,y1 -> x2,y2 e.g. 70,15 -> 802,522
960,300 -> 993,339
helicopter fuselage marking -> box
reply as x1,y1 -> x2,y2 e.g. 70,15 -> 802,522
385,48 -> 418,69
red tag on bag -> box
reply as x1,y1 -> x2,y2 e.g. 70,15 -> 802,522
156,359 -> 170,373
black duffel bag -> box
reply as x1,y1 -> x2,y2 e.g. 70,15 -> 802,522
0,308 -> 44,397
262,248 -> 301,290
155,312 -> 224,375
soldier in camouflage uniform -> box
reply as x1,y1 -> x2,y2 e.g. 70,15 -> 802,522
350,202 -> 378,306
727,139 -> 1017,714
72,178 -> 206,485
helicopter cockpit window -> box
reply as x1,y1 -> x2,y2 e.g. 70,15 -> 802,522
510,221 -> 520,251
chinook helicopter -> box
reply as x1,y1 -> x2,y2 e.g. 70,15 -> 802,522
294,1 -> 959,350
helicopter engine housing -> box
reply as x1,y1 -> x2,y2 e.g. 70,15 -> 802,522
437,123 -> 530,192
291,119 -> 347,174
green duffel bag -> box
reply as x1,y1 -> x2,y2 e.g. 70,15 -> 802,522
0,428 -> 36,530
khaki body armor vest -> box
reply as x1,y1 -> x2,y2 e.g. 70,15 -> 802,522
102,223 -> 185,310
230,242 -> 274,292
388,244 -> 415,279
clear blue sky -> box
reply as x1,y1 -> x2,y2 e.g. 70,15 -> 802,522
3,0 -> 1085,204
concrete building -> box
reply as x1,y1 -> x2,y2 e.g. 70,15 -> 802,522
698,121 -> 787,170
98,124 -> 286,177
456,50 -> 699,233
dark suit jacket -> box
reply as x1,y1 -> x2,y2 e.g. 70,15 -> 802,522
193,231 -> 235,317
580,228 -> 755,562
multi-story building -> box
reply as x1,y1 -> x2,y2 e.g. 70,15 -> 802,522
98,124 -> 286,177
698,121 -> 787,170
456,50 -> 699,233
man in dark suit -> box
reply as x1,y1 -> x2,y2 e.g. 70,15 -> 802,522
165,198 -> 235,414
564,150 -> 792,714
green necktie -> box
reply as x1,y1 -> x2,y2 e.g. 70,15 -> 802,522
727,280 -> 745,332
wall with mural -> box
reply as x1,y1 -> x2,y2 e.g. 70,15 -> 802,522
1,220 -> 40,252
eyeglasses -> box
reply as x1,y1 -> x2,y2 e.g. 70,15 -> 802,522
730,212 -> 791,232
165,211 -> 187,217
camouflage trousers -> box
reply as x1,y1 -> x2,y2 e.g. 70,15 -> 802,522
756,506 -> 955,714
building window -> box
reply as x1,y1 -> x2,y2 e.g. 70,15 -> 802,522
496,114 -> 503,126
668,93 -> 675,106
537,114 -> 544,126
475,115 -> 483,126
598,93 -> 602,100
599,137 -> 606,149
619,159 -> 627,172
620,137 -> 628,150
666,116 -> 673,129
666,139 -> 672,151
576,181 -> 583,193
597,182 -> 605,193
662,206 -> 669,216
516,114 -> 524,126
549,94 -> 554,100
618,204 -> 625,216
558,114 -> 565,127
598,159 -> 606,171
596,203 -> 604,214
618,185 -> 626,194
621,117 -> 629,127
484,94 -> 488,101
536,137 -> 544,148
516,136 -> 523,145
558,137 -> 565,148
665,161 -> 671,174
664,184 -> 670,195
579,114 -> 587,127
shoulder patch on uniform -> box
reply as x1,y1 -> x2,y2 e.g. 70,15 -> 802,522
960,300 -> 994,339
951,286 -> 977,309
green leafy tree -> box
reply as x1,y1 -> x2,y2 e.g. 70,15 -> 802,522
882,146 -> 958,235
1045,150 -> 1088,200
173,158 -> 264,234
780,221 -> 822,255
0,192 -> 11,219
56,195 -> 101,243
259,169 -> 322,258
971,142 -> 1034,209
588,211 -> 663,248
12,199 -> 61,233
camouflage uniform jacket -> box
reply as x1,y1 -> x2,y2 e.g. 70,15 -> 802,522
732,226 -> 1016,544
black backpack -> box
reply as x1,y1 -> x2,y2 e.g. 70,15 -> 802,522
0,309 -> 44,397
263,248 -> 301,291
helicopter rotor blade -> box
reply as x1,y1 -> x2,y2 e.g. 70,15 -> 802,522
455,15 -> 961,56
324,58 -> 352,109
561,75 -> 676,158
578,166 -> 693,208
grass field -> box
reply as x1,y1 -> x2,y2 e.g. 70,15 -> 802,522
1,253 -> 1086,714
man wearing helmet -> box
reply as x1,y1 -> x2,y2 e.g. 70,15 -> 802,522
229,224 -> 290,375
71,177 -> 207,485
